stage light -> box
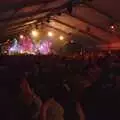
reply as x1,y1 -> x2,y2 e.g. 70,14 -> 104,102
59,35 -> 64,40
20,35 -> 24,39
110,25 -> 115,29
48,31 -> 53,37
110,24 -> 117,31
31,29 -> 39,37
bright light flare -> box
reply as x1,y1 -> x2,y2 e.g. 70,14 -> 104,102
110,25 -> 114,29
48,31 -> 53,37
110,24 -> 117,31
20,35 -> 24,39
59,35 -> 64,41
31,29 -> 39,37
9,47 -> 15,51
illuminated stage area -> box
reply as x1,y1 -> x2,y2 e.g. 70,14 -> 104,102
2,29 -> 66,55
8,38 -> 53,55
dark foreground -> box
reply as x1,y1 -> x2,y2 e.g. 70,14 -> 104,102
0,54 -> 120,120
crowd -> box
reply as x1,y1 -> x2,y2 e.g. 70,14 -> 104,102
0,52 -> 120,120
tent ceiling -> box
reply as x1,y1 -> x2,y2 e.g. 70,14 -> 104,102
0,0 -> 120,47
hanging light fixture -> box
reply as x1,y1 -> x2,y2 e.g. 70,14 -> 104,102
31,29 -> 39,37
59,35 -> 64,41
20,35 -> 24,39
48,31 -> 53,37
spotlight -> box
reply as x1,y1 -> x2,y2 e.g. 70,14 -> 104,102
59,35 -> 64,40
20,35 -> 24,39
109,23 -> 118,31
48,31 -> 53,37
31,29 -> 39,37
110,25 -> 115,30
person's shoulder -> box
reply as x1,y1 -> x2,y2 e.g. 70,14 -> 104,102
53,99 -> 64,115
49,99 -> 64,112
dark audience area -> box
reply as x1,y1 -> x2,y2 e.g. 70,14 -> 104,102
0,53 -> 120,120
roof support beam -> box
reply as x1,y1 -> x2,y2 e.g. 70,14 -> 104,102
6,22 -> 68,36
0,0 -> 56,12
0,0 -> 68,22
44,23 -> 69,35
6,17 -> 108,43
68,13 -> 110,34
84,3 -> 118,22
52,18 -> 108,43
67,13 -> 120,39
6,26 -> 29,35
